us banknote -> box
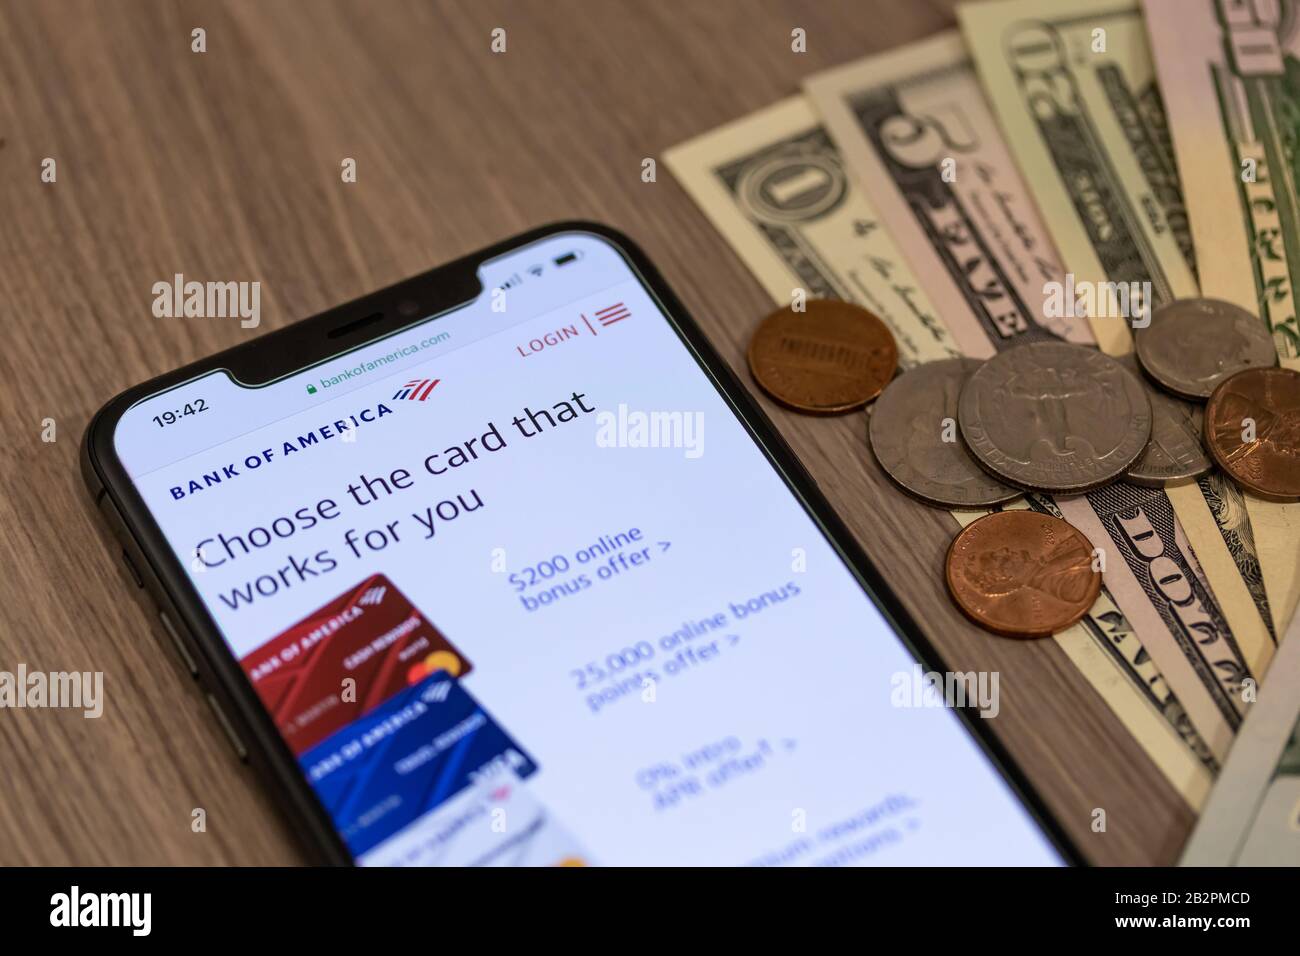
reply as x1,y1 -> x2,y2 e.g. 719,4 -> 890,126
662,97 -> 959,367
960,496 -> 1216,807
1182,605 -> 1300,864
804,31 -> 1094,356
804,28 -> 1250,761
959,0 -> 1280,681
1143,0 -> 1300,642
664,94 -> 1215,805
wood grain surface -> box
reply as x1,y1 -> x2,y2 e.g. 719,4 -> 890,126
0,0 -> 1191,865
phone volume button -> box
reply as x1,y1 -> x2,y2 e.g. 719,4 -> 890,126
99,495 -> 146,589
205,694 -> 248,762
159,611 -> 200,678
120,547 -> 145,589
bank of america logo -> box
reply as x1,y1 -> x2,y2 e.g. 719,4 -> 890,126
358,585 -> 387,606
393,378 -> 439,401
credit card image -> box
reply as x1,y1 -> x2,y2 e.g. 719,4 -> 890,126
467,771 -> 591,867
239,573 -> 472,755
300,671 -> 538,858
358,767 -> 590,867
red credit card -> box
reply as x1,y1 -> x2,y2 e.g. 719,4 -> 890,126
239,573 -> 471,755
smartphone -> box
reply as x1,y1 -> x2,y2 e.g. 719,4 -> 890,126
83,222 -> 1076,866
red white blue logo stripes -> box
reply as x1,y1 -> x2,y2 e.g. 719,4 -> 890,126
392,378 -> 439,401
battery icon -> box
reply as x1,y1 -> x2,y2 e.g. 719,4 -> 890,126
554,251 -> 582,267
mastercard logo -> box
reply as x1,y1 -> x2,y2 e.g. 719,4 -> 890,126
406,650 -> 464,684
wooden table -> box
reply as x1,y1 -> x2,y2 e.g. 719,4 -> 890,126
0,0 -> 1190,865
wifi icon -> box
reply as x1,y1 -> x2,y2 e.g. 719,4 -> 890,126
527,264 -> 544,278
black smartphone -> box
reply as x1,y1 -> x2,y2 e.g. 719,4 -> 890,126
82,222 -> 1078,866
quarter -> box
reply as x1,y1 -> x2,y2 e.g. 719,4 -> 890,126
1120,355 -> 1211,487
868,358 -> 1021,508
1135,297 -> 1277,399
957,341 -> 1152,493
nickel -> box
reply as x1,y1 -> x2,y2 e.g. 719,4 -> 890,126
1135,297 -> 1278,400
957,341 -> 1152,493
747,299 -> 898,413
1205,366 -> 1300,502
945,510 -> 1102,639
868,358 -> 1021,508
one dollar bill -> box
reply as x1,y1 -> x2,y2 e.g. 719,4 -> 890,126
662,97 -> 960,368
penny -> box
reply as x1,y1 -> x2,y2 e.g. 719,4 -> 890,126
868,358 -> 1021,508
1135,297 -> 1278,399
957,341 -> 1152,493
1120,354 -> 1211,487
1204,366 -> 1300,502
747,299 -> 898,413
945,510 -> 1102,639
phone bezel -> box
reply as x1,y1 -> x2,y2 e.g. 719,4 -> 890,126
82,220 -> 1084,866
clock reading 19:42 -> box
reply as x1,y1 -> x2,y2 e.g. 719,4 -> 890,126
153,398 -> 208,428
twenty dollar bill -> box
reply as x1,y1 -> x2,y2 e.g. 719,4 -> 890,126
1143,0 -> 1300,641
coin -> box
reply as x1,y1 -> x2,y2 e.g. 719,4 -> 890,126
868,358 -> 1021,508
957,341 -> 1152,493
945,510 -> 1102,639
1120,355 -> 1211,487
1134,297 -> 1278,399
1204,366 -> 1300,502
747,299 -> 898,413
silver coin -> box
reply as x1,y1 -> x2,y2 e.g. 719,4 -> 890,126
868,358 -> 1022,508
957,341 -> 1152,493
1135,297 -> 1278,399
1120,355 -> 1211,487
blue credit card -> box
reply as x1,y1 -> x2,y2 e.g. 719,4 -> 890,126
300,672 -> 538,857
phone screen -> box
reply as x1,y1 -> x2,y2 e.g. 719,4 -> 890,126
110,231 -> 1064,866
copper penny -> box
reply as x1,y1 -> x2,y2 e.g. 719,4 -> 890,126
747,299 -> 898,413
1204,366 -> 1300,502
945,511 -> 1102,639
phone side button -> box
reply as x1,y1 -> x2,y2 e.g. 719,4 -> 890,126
205,694 -> 249,762
159,612 -> 200,678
